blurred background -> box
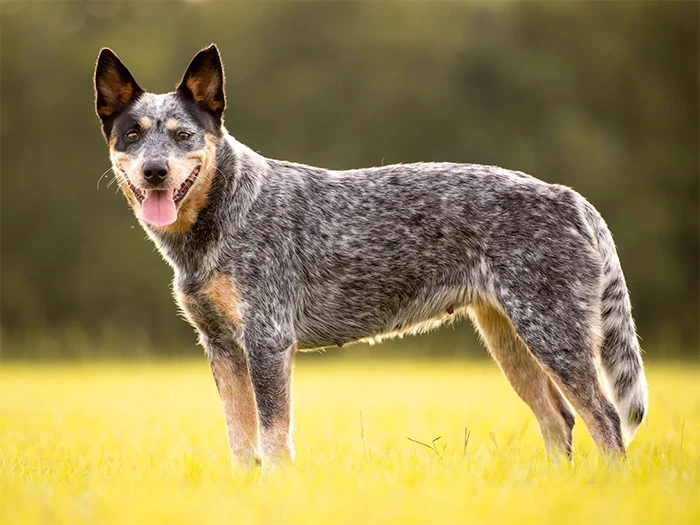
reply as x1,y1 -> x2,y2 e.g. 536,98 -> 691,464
1,1 -> 697,360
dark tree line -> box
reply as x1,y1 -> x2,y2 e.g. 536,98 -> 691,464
1,1 -> 697,359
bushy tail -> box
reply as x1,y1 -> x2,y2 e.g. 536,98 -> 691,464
586,206 -> 648,445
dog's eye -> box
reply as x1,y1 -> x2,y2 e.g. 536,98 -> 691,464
126,130 -> 139,141
177,132 -> 191,141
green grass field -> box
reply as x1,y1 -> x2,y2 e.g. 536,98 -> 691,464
1,359 -> 698,525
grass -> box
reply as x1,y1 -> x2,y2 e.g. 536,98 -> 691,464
1,359 -> 698,525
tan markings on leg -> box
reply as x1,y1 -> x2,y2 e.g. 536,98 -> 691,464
260,405 -> 294,465
210,356 -> 261,468
258,356 -> 295,467
166,118 -> 179,131
554,379 -> 625,457
160,134 -> 218,234
201,273 -> 242,326
174,290 -> 198,330
469,300 -> 573,458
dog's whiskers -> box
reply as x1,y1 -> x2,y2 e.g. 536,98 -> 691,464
96,167 -> 115,190
106,175 -> 120,190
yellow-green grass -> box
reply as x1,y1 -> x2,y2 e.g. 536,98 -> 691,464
1,359 -> 698,525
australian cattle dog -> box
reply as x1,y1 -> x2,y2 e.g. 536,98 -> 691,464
94,44 -> 648,469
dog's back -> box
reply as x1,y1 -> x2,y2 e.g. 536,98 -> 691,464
229,157 -> 596,351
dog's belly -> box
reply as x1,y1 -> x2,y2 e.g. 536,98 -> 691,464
294,285 -> 474,351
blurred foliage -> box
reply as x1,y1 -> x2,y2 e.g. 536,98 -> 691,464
0,1 -> 697,359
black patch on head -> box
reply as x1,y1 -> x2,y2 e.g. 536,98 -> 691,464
173,93 -> 224,137
108,93 -> 218,154
109,112 -> 145,151
176,44 -> 226,126
94,48 -> 144,138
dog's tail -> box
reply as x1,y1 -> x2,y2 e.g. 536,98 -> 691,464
585,205 -> 648,445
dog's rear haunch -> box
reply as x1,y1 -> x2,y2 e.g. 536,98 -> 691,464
94,44 -> 648,468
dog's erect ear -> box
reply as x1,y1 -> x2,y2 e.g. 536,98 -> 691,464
94,48 -> 144,122
176,44 -> 226,121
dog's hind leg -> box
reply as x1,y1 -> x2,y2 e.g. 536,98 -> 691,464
469,301 -> 575,458
494,276 -> 626,457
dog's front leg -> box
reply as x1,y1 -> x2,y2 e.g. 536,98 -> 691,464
243,326 -> 295,469
208,347 -> 262,470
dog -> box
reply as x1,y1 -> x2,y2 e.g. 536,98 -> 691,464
94,44 -> 648,468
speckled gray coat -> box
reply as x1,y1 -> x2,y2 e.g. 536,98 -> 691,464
96,45 -> 648,468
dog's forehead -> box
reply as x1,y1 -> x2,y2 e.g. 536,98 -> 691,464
131,93 -> 193,126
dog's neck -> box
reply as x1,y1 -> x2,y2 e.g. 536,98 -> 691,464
142,129 -> 268,283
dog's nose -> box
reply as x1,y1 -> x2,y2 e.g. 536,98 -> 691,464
143,161 -> 168,184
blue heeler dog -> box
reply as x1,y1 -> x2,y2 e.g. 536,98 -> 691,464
94,45 -> 648,468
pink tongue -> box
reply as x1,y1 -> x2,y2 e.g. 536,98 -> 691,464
140,190 -> 177,227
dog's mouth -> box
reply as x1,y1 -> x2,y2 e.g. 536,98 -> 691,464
126,178 -> 145,201
172,165 -> 201,204
124,165 -> 201,205
124,165 -> 202,228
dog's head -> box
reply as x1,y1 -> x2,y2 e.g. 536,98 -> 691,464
94,45 -> 224,231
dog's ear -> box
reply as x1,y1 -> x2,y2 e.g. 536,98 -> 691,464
94,48 -> 144,123
176,44 -> 226,121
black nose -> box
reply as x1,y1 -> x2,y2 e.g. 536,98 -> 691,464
143,161 -> 168,184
